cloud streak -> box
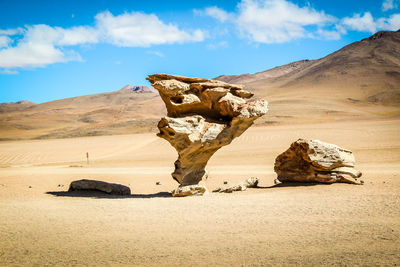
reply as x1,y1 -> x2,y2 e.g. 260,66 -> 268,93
0,10 -> 205,72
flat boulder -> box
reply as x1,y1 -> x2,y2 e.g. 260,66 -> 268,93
274,139 -> 363,184
69,179 -> 131,195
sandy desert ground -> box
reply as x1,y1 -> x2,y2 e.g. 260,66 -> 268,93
0,117 -> 399,266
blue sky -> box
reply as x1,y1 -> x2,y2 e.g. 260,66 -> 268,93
0,0 -> 399,103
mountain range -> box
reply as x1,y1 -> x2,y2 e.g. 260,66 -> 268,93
1,30 -> 399,140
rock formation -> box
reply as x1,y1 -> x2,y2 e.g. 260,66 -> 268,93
213,177 -> 259,193
147,74 -> 268,188
69,179 -> 131,195
274,139 -> 363,184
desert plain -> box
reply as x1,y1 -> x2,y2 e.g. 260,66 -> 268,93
0,116 -> 399,266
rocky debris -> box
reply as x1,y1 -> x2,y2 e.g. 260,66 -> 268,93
171,184 -> 209,197
274,139 -> 363,184
156,181 -> 161,185
147,74 -> 268,187
68,179 -> 131,195
213,177 -> 259,193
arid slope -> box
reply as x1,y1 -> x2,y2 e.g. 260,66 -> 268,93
0,87 -> 164,140
216,30 -> 400,125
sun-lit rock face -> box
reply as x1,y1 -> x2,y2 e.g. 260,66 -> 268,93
147,74 -> 268,186
274,139 -> 363,184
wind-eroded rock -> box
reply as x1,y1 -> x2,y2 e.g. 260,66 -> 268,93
274,139 -> 363,184
69,179 -> 131,195
147,74 -> 268,187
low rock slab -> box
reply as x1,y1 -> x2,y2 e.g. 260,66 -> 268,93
213,177 -> 259,193
171,184 -> 209,197
274,139 -> 363,184
69,179 -> 131,195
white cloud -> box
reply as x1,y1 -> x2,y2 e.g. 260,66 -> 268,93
56,26 -> 99,46
0,28 -> 24,35
236,0 -> 335,43
201,0 -> 336,44
0,10 -> 205,72
341,12 -> 377,33
0,41 -> 81,69
341,12 -> 400,33
377,13 -> 400,30
382,0 -> 399,11
96,11 -> 204,47
316,29 -> 341,40
0,36 -> 12,48
201,0 -> 400,43
0,24 -> 89,69
203,6 -> 231,22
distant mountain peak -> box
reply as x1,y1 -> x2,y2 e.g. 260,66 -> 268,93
0,100 -> 36,105
365,29 -> 400,41
118,85 -> 157,93
16,100 -> 36,105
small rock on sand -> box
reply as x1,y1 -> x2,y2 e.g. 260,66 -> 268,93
171,184 -> 208,197
69,179 -> 131,195
213,177 -> 259,193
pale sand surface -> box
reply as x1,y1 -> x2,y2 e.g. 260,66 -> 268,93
0,119 -> 399,266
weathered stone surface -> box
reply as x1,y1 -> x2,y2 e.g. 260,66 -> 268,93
213,177 -> 259,193
274,139 -> 363,184
69,179 -> 131,195
147,74 -> 268,186
171,184 -> 209,197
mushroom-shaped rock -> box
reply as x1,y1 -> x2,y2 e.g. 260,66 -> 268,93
274,139 -> 363,184
147,74 -> 268,188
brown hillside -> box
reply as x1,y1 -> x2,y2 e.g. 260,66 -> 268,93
216,30 -> 400,126
0,88 -> 164,140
